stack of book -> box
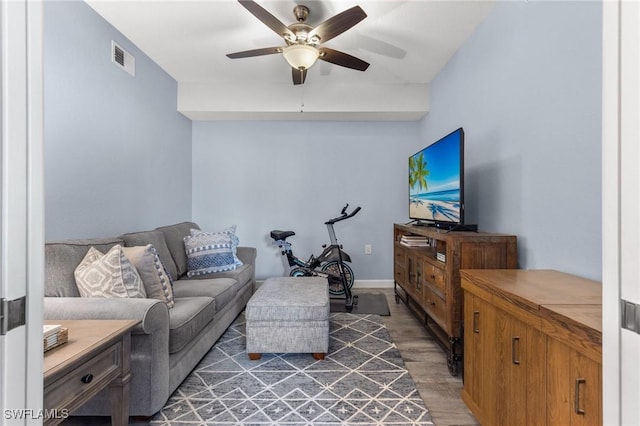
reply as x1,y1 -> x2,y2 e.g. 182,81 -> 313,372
43,324 -> 68,352
399,235 -> 431,247
436,252 -> 446,263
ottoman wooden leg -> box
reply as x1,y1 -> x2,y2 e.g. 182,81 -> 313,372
312,352 -> 326,360
248,353 -> 262,360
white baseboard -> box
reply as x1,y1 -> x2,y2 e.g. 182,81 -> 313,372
256,278 -> 395,289
353,280 -> 394,289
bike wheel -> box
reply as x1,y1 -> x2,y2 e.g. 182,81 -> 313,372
289,267 -> 312,277
321,261 -> 354,295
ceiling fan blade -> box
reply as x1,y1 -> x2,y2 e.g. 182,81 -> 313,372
226,47 -> 281,59
308,5 -> 366,44
318,47 -> 369,71
238,0 -> 295,40
292,68 -> 307,85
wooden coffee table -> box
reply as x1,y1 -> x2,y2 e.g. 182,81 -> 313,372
43,319 -> 138,426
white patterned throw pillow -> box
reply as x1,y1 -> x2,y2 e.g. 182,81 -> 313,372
122,245 -> 175,308
74,245 -> 146,298
184,228 -> 238,277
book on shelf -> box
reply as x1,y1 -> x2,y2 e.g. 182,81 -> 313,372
436,252 -> 446,262
399,235 -> 431,247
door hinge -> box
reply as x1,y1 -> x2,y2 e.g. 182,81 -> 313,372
621,299 -> 640,335
0,296 -> 26,335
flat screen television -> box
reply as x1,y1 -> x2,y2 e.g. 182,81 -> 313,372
409,127 -> 472,230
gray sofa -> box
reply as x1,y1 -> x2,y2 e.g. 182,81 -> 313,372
43,221 -> 256,417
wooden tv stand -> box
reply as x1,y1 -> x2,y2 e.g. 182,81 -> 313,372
393,223 -> 517,375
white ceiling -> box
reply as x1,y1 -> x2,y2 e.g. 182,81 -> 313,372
86,0 -> 495,121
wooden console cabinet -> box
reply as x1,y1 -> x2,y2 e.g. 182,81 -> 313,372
393,223 -> 517,374
461,269 -> 602,426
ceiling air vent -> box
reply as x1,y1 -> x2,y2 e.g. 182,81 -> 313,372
111,41 -> 135,76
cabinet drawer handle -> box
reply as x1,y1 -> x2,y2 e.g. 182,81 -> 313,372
81,374 -> 94,384
511,336 -> 521,365
473,311 -> 480,333
574,378 -> 586,415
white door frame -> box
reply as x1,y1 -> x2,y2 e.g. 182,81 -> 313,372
0,1 -> 636,425
602,1 -> 640,425
0,0 -> 44,424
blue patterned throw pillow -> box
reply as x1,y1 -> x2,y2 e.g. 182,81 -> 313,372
190,225 -> 243,267
184,231 -> 236,277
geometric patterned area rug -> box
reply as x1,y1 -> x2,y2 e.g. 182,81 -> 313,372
149,312 -> 433,425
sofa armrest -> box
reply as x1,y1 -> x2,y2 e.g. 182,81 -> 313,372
45,297 -> 173,416
43,297 -> 169,335
237,246 -> 256,266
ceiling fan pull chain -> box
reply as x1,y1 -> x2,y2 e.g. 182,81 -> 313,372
300,76 -> 305,112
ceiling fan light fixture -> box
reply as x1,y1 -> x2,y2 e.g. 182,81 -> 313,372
282,44 -> 319,70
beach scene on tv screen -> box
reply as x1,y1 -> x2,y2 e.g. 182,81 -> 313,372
409,132 -> 461,222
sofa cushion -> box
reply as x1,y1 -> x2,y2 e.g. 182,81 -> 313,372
74,245 -> 146,299
121,230 -> 178,281
172,278 -> 241,314
45,238 -> 124,297
155,222 -> 200,278
184,232 -> 236,277
122,245 -> 175,308
181,263 -> 253,288
168,297 -> 215,354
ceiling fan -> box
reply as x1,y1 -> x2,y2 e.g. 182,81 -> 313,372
226,0 -> 370,85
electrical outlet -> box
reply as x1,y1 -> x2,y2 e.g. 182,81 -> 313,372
364,244 -> 372,255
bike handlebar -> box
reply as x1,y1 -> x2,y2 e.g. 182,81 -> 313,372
325,205 -> 362,225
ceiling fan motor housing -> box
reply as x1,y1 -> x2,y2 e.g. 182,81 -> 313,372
286,23 -> 316,45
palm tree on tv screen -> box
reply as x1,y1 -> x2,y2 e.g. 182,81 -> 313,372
410,153 -> 429,193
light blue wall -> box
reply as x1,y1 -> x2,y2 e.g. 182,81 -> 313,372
44,0 -> 192,240
192,121 -> 419,280
418,1 -> 602,280
43,0 -> 602,283
192,1 -> 602,282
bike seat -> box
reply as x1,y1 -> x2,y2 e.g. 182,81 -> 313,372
270,230 -> 295,241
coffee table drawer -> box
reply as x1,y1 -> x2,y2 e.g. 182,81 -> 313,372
45,341 -> 121,411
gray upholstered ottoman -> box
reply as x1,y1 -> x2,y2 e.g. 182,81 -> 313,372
245,276 -> 329,360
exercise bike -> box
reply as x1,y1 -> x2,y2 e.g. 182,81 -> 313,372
270,204 -> 361,309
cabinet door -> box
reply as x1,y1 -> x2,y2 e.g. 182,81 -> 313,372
406,254 -> 424,301
462,290 -> 497,426
495,309 -> 545,426
547,338 -> 602,426
394,244 -> 407,287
